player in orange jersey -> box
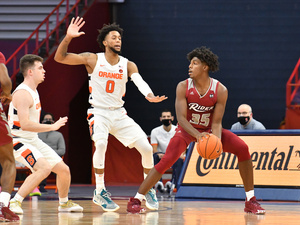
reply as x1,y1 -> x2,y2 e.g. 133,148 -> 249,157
55,17 -> 167,212
127,47 -> 265,215
8,54 -> 83,214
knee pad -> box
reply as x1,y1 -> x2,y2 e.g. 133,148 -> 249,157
93,139 -> 108,169
132,138 -> 154,169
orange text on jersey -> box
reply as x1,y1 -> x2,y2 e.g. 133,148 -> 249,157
36,102 -> 41,110
99,71 -> 123,79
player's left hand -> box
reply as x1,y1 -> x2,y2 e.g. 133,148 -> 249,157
146,93 -> 168,103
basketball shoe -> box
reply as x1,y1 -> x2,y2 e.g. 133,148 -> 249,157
93,189 -> 120,212
127,198 -> 146,214
58,200 -> 83,212
0,202 -> 19,222
145,188 -> 159,210
29,187 -> 42,196
244,197 -> 265,214
9,199 -> 23,214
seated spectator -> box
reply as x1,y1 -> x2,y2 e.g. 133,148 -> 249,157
37,113 -> 66,192
231,104 -> 266,130
150,109 -> 184,194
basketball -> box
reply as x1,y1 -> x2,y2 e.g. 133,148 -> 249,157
196,133 -> 223,159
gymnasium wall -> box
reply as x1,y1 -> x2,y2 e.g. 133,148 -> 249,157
116,0 -> 300,132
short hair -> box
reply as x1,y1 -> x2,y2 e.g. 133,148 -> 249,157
187,47 -> 219,72
42,112 -> 55,121
161,109 -> 173,116
97,23 -> 123,50
19,54 -> 43,75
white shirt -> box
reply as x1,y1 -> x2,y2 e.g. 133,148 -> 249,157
150,124 -> 176,153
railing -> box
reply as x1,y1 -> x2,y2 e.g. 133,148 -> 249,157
286,58 -> 300,108
4,0 -> 88,84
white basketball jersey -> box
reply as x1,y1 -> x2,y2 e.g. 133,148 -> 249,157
88,53 -> 128,109
8,83 -> 41,139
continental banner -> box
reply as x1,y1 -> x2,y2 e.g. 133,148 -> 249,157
183,136 -> 300,187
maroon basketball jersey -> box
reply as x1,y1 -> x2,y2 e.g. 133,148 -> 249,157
185,77 -> 219,130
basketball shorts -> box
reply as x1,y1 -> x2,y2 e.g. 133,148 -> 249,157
0,109 -> 13,146
12,136 -> 62,172
87,107 -> 147,148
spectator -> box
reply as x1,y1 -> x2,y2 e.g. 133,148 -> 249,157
151,109 -> 184,194
231,104 -> 266,130
38,113 -> 66,192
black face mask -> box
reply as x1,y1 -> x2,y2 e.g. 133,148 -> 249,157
161,119 -> 172,126
238,116 -> 250,125
43,120 -> 53,125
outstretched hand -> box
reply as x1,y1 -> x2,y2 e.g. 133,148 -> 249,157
145,94 -> 168,103
67,17 -> 85,38
51,116 -> 68,131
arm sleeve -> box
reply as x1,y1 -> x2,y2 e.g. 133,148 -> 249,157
131,73 -> 153,97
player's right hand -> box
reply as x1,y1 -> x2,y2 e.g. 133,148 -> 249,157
51,116 -> 68,131
67,17 -> 85,38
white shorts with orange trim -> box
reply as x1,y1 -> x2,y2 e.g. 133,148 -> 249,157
12,136 -> 62,172
87,107 -> 147,148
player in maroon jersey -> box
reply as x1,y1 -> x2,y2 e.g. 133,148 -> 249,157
0,52 -> 20,222
127,47 -> 265,215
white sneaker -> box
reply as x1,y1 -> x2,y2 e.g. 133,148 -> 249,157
9,199 -> 23,214
58,200 -> 83,212
93,189 -> 120,212
145,188 -> 159,210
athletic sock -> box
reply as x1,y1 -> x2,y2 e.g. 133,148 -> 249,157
14,193 -> 24,203
134,193 -> 145,202
0,192 -> 11,207
95,173 -> 105,192
246,190 -> 255,201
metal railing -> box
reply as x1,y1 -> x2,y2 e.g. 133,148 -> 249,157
286,58 -> 300,108
5,0 -> 88,83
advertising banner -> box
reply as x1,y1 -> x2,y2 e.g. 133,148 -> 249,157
183,136 -> 300,187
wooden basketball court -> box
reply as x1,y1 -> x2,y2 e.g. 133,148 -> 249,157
9,195 -> 300,225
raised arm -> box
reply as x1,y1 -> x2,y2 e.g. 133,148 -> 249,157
54,17 -> 96,73
127,61 -> 167,103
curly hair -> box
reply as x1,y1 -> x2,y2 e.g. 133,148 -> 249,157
187,47 -> 219,72
97,23 -> 123,49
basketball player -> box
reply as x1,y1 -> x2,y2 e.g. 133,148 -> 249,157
8,54 -> 83,214
54,17 -> 167,212
127,47 -> 265,215
0,52 -> 20,222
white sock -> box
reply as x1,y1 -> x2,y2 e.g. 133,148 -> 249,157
95,173 -> 105,191
134,192 -> 145,202
14,193 -> 24,203
0,192 -> 11,207
59,197 -> 68,204
144,173 -> 147,179
246,190 -> 254,201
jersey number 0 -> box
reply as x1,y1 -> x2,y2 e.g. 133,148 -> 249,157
106,80 -> 115,93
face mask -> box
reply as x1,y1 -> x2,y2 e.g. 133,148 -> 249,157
43,120 -> 53,125
238,116 -> 250,125
162,119 -> 172,126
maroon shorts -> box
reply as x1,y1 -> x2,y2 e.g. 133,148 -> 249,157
155,125 -> 250,174
0,109 -> 12,146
